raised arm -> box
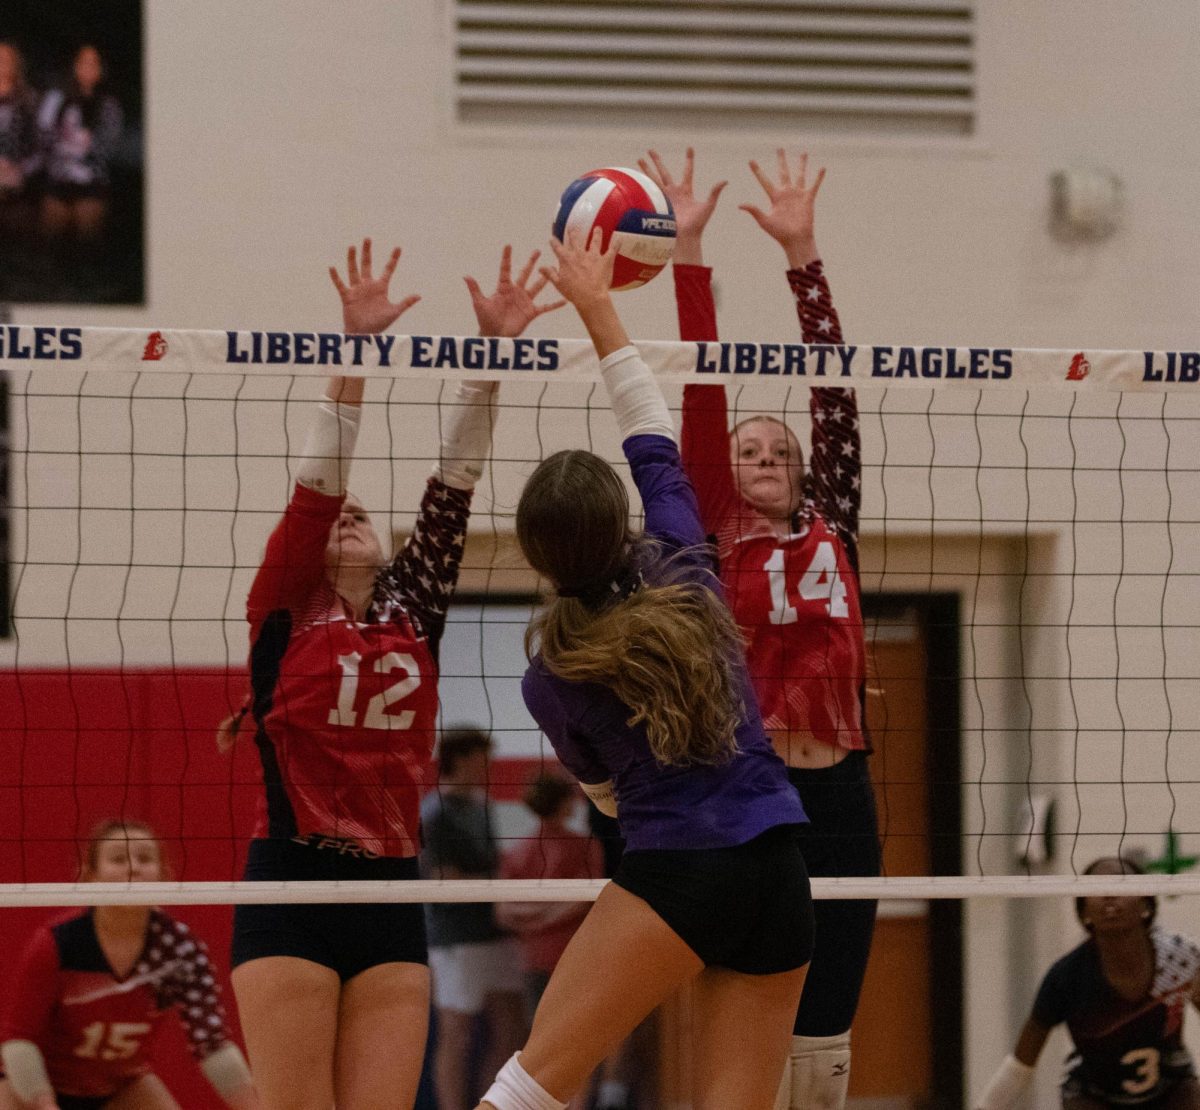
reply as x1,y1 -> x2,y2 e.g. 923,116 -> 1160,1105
744,150 -> 861,544
247,240 -> 418,625
540,230 -> 705,557
379,246 -> 563,646
637,148 -> 736,531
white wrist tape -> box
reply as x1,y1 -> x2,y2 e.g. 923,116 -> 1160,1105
581,780 -> 617,818
975,1054 -> 1034,1110
200,1042 -> 254,1100
1,1040 -> 52,1103
296,397 -> 361,495
433,380 -> 498,490
789,1032 -> 850,1110
599,346 -> 676,444
482,1053 -> 567,1110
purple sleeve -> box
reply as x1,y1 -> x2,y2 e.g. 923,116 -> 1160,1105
1030,953 -> 1072,1029
622,434 -> 708,554
521,668 -> 610,786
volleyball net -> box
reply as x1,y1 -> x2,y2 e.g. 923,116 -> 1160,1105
2,325 -> 1200,905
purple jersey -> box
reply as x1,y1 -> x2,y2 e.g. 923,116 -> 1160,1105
522,433 -> 806,852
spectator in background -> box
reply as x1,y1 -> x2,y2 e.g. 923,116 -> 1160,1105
497,775 -> 604,1017
38,44 -> 123,243
0,42 -> 39,236
421,728 -> 526,1110
497,775 -> 603,1110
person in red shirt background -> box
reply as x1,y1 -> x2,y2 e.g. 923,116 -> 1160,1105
497,775 -> 605,1018
0,820 -> 258,1110
638,147 -> 880,1110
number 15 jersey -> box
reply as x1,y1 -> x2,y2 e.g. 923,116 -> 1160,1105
676,261 -> 866,750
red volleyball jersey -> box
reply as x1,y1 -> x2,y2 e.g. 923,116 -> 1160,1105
676,262 -> 866,749
246,478 -> 471,858
1,910 -> 230,1099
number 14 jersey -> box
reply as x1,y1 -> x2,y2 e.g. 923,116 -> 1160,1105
677,261 -> 866,749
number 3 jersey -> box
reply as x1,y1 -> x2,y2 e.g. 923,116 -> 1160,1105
1033,927 -> 1200,1104
246,478 -> 471,858
676,262 -> 866,749
0,909 -> 231,1099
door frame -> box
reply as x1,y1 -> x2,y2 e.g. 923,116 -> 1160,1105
863,590 -> 963,1110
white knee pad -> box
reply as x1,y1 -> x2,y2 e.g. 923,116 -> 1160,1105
789,1032 -> 851,1110
482,1054 -> 568,1110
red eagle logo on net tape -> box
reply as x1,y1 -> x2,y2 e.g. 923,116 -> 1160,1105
142,331 -> 168,361
1066,352 -> 1090,381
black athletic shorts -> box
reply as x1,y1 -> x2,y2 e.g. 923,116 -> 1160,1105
613,824 -> 813,975
57,1094 -> 114,1110
232,836 -> 428,981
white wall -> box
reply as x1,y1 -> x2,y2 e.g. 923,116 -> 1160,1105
6,2 -> 1200,1105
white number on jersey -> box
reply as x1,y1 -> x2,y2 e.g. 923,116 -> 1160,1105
1121,1047 -> 1160,1096
764,541 -> 849,625
328,651 -> 420,730
73,1021 -> 152,1061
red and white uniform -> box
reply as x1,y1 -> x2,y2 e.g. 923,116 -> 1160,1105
1,910 -> 230,1100
247,478 -> 471,858
677,262 -> 866,749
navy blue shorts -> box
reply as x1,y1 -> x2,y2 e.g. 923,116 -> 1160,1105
232,836 -> 428,982
613,824 -> 813,975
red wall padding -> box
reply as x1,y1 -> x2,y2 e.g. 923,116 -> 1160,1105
0,668 -> 554,1108
0,668 -> 256,1109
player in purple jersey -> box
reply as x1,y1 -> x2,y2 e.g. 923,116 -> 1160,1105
975,858 -> 1200,1110
474,229 -> 812,1110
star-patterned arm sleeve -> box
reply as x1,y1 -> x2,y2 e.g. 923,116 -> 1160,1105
788,261 -> 861,550
375,478 -> 472,652
153,916 -> 231,1062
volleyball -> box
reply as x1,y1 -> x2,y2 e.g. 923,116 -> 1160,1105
552,166 -> 677,291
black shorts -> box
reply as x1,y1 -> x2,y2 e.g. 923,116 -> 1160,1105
232,836 -> 428,982
613,824 -> 813,975
58,1094 -> 115,1110
788,750 -> 881,1036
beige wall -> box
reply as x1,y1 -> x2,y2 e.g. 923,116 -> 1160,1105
6,2 -> 1200,1105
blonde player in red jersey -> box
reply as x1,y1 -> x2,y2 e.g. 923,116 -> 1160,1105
0,821 -> 258,1110
637,148 -> 879,1110
227,239 -> 562,1110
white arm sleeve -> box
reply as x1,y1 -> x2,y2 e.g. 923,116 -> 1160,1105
581,780 -> 618,818
432,380 -> 499,491
599,346 -> 675,444
975,1055 -> 1034,1110
1,1040 -> 52,1104
200,1042 -> 254,1101
295,397 -> 362,495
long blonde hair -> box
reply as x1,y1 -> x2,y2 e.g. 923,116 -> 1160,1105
517,450 -> 744,767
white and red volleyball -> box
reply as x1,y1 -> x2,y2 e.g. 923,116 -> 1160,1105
552,167 -> 677,291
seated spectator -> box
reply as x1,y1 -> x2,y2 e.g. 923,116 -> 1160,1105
421,728 -> 526,1110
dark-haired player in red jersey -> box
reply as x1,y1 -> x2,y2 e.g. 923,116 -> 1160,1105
976,857 -> 1200,1109
0,821 -> 258,1110
227,238 -> 562,1110
638,148 -> 878,1110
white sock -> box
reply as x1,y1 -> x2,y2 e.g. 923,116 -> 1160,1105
789,1032 -> 851,1110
